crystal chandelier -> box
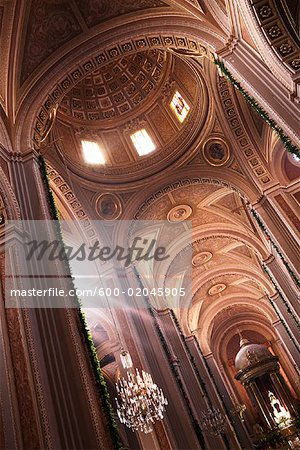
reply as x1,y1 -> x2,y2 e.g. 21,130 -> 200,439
200,407 -> 226,436
115,350 -> 168,434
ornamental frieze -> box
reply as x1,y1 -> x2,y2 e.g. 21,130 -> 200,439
217,76 -> 273,185
250,0 -> 300,73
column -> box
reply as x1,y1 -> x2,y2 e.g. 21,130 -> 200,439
268,291 -> 300,351
158,310 -> 227,450
116,269 -> 203,449
254,196 -> 299,278
204,352 -> 254,449
272,317 -> 300,367
187,335 -> 253,449
264,254 -> 300,319
248,382 -> 275,429
7,150 -> 114,449
270,372 -> 297,415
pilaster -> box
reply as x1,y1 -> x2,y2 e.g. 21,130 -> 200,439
5,150 -> 115,449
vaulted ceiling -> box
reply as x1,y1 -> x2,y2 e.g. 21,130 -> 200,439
0,0 -> 229,128
0,0 -> 298,375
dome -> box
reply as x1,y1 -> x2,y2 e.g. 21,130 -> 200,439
234,337 -> 273,372
58,49 -> 169,125
53,48 -> 208,183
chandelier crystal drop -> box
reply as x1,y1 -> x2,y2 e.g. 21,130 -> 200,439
200,407 -> 226,436
115,351 -> 168,434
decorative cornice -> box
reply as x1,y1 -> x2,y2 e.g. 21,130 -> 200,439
249,0 -> 300,75
217,75 -> 273,185
217,35 -> 239,57
45,162 -> 97,240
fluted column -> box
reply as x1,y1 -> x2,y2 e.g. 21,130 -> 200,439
272,317 -> 300,367
157,310 -> 228,450
116,270 -> 203,449
268,288 -> 300,352
186,335 -> 254,449
204,352 -> 254,449
264,254 -> 300,318
7,150 -> 115,449
253,196 -> 299,278
247,382 -> 274,429
270,372 -> 297,415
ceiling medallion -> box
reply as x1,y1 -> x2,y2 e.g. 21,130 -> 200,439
167,204 -> 193,222
192,251 -> 212,267
202,138 -> 230,166
96,193 -> 122,220
208,283 -> 227,296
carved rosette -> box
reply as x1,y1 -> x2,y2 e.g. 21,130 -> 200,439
167,204 -> 193,222
202,138 -> 230,166
96,193 -> 122,220
192,251 -> 212,266
208,283 -> 227,295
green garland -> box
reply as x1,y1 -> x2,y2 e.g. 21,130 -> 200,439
266,291 -> 300,354
263,263 -> 300,330
147,304 -> 206,449
169,310 -> 233,450
214,58 -> 300,159
38,156 -> 123,450
192,336 -> 241,442
250,208 -> 300,289
132,268 -> 206,448
169,309 -> 209,398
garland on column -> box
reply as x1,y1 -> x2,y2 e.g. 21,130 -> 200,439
132,269 -> 206,449
169,310 -> 235,450
147,304 -> 206,449
213,58 -> 300,159
192,336 -> 240,434
38,155 -> 124,450
169,309 -> 209,397
250,208 -> 300,288
263,263 -> 300,330
265,290 -> 300,354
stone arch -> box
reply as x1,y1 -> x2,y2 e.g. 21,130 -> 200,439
197,294 -> 277,355
0,117 -> 12,153
270,140 -> 300,185
0,166 -> 20,221
210,307 -> 300,421
192,266 -> 274,298
236,0 -> 298,91
16,13 -> 227,151
153,228 -> 270,288
126,167 -> 260,219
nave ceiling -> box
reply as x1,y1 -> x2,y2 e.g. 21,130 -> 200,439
0,2 -> 297,371
0,3 -> 299,446
0,0 -> 298,378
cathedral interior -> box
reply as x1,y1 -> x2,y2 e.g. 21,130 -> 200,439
0,1 -> 300,449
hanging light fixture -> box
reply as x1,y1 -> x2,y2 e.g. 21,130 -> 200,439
200,407 -> 226,436
115,350 -> 168,434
